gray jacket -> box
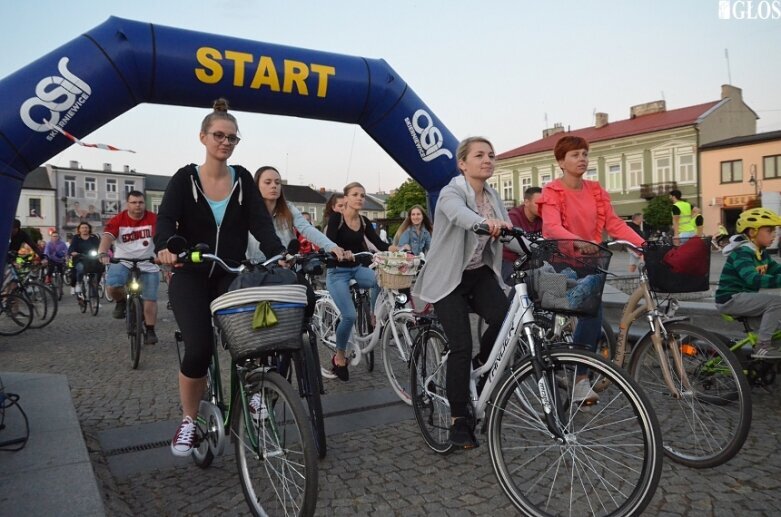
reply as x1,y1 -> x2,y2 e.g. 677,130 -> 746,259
413,175 -> 520,303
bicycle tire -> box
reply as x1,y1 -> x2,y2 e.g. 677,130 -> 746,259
0,293 -> 34,336
488,349 -> 663,516
129,297 -> 143,369
23,281 -> 57,328
628,321 -> 752,468
89,277 -> 100,316
301,334 -> 327,458
356,294 -> 374,372
78,284 -> 87,314
192,363 -> 219,468
53,272 -> 64,301
382,311 -> 416,405
234,370 -> 318,517
410,324 -> 454,454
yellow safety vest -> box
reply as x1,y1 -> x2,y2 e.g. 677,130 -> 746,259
674,200 -> 696,233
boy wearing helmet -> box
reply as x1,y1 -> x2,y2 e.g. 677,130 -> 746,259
715,207 -> 781,359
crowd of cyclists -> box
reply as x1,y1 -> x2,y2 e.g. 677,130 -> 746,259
5,97 -> 781,515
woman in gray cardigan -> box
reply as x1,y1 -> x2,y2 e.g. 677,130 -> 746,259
412,136 -> 520,449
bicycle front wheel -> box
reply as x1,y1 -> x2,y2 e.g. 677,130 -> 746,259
128,297 -> 143,369
382,311 -> 417,405
488,349 -> 663,516
89,277 -> 100,316
234,370 -> 318,517
355,295 -> 374,372
410,324 -> 454,454
23,281 -> 57,328
301,333 -> 327,458
628,321 -> 752,468
53,272 -> 64,301
0,293 -> 34,336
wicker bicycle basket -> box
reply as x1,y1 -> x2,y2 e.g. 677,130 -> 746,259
210,285 -> 307,362
527,239 -> 612,317
643,236 -> 711,293
373,251 -> 422,290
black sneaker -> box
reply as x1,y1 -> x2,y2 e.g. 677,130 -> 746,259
331,355 -> 349,382
113,300 -> 126,319
449,417 -> 479,449
145,328 -> 158,345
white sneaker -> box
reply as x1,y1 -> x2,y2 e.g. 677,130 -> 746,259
248,393 -> 268,422
170,416 -> 196,457
321,366 -> 338,380
74,284 -> 82,294
572,379 -> 599,405
70,286 -> 76,295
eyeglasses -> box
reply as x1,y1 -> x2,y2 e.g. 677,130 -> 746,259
208,131 -> 241,145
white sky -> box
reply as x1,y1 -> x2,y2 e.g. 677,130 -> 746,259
2,0 -> 780,193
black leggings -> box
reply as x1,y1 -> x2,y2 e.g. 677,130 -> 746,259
170,271 -> 234,379
433,266 -> 509,419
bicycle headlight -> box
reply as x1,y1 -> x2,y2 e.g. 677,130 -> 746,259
394,292 -> 408,305
129,280 -> 141,292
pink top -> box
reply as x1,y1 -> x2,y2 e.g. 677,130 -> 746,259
538,179 -> 644,247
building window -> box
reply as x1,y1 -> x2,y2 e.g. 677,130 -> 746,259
29,198 -> 42,218
64,176 -> 76,197
152,201 -> 161,213
307,207 -> 317,220
720,160 -> 743,183
124,180 -> 135,194
85,177 -> 97,198
607,164 -> 622,192
502,178 -> 513,201
655,156 -> 673,183
585,168 -> 598,182
764,155 -> 781,179
678,154 -> 695,183
627,159 -> 643,189
520,174 -> 532,194
106,178 -> 118,199
540,173 -> 552,186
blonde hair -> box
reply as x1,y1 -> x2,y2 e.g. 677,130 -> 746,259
456,136 -> 494,166
201,98 -> 239,134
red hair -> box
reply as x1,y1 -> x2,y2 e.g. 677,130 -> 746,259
554,136 -> 589,161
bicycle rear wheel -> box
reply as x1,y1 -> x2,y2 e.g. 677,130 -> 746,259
0,293 -> 34,336
23,281 -> 57,328
410,324 -> 454,454
488,349 -> 663,516
300,333 -> 327,458
128,297 -> 144,369
628,321 -> 752,468
355,294 -> 374,371
89,277 -> 100,316
53,272 -> 64,301
234,370 -> 318,516
382,311 -> 416,405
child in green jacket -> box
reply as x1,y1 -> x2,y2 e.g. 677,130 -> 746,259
715,207 -> 781,359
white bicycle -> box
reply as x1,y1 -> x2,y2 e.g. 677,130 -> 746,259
311,251 -> 419,404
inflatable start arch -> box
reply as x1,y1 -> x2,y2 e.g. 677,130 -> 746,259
0,16 -> 459,268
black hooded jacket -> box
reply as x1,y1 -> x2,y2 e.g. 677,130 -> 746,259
153,164 -> 285,276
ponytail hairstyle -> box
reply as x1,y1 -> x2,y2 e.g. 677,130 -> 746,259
254,166 -> 293,229
201,98 -> 239,134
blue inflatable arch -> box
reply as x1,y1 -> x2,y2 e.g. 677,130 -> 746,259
0,16 -> 459,267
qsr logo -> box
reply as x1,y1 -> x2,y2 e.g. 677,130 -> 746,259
20,57 -> 92,139
405,109 -> 453,163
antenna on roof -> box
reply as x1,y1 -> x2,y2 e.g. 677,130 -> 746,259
544,112 -> 548,128
661,90 -> 665,101
725,48 -> 732,84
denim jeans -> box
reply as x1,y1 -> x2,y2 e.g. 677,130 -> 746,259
573,304 -> 604,374
325,266 -> 379,351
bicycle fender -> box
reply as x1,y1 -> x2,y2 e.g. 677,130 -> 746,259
634,316 -> 690,345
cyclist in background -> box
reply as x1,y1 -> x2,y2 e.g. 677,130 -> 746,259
715,207 -> 781,359
99,190 -> 160,344
325,182 -> 398,381
501,187 -> 542,282
44,231 -> 68,284
393,204 -> 432,255
154,98 -> 285,457
321,193 -> 345,230
413,136 -> 521,449
68,221 -> 101,296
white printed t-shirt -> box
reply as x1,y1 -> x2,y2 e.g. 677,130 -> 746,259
103,211 -> 160,273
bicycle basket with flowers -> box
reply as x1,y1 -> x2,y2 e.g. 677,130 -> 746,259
372,251 -> 423,290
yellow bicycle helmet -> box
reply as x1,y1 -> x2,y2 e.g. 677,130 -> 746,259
736,207 -> 781,233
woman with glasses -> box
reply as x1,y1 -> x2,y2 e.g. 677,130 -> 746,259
154,98 -> 285,458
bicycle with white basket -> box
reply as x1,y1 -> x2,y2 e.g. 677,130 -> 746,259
311,251 -> 422,404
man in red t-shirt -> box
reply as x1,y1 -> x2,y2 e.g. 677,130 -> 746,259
502,187 -> 543,282
98,191 -> 160,344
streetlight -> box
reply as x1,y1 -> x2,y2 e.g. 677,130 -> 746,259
748,164 -> 759,197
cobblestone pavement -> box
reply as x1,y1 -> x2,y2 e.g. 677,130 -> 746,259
3,268 -> 781,516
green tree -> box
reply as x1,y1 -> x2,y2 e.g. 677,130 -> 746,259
385,178 -> 427,219
643,195 -> 673,231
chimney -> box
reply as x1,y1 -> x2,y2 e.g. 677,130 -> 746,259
103,163 -> 112,172
542,122 -> 565,138
630,100 -> 666,118
721,84 -> 742,101
123,165 -> 130,173
595,112 -> 609,128
69,160 -> 79,169
319,187 -> 325,194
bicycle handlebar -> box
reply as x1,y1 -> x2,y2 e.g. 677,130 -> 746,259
109,257 -> 158,265
607,240 -> 642,253
472,223 -> 540,255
